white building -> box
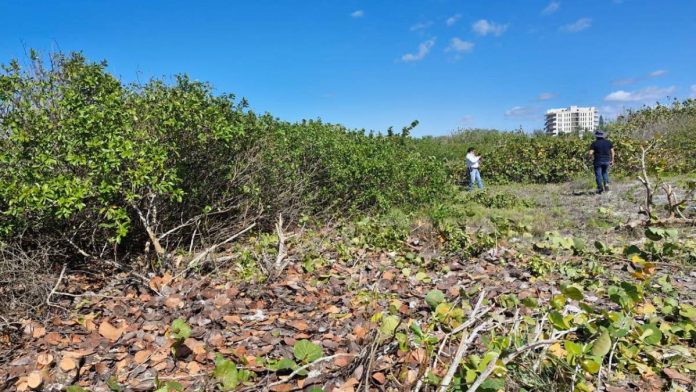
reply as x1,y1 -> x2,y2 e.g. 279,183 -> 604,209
545,106 -> 598,135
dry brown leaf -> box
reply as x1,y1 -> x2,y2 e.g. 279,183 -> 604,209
269,384 -> 293,392
26,371 -> 42,389
98,320 -> 122,341
334,355 -> 351,367
187,361 -> 202,374
36,353 -> 54,367
45,332 -> 62,346
63,349 -> 94,359
372,372 -> 386,384
289,320 -> 308,331
59,357 -> 77,372
134,350 -> 152,364
663,368 -> 691,384
223,315 -> 242,324
32,326 -> 46,339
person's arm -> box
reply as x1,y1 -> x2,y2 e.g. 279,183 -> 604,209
610,148 -> 615,165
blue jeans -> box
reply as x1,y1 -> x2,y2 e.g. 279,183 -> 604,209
469,168 -> 484,190
594,163 -> 610,191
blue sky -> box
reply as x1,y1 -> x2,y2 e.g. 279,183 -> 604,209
1,0 -> 695,136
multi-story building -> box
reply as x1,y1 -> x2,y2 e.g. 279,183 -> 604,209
545,106 -> 598,135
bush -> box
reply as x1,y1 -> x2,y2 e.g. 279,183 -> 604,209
0,51 -> 452,262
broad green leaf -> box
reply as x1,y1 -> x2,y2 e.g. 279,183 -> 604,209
580,358 -> 600,374
591,331 -> 611,357
213,355 -> 239,390
548,311 -> 570,330
679,303 -> 696,320
564,340 -> 583,357
551,294 -> 566,310
562,285 -> 584,301
640,324 -> 663,345
293,339 -> 323,363
170,318 -> 191,341
425,289 -> 445,308
379,315 -> 400,337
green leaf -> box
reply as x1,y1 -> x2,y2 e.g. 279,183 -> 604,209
170,318 -> 191,341
66,387 -> 88,392
580,358 -> 600,374
425,289 -> 445,309
591,331 -> 611,357
679,303 -> 696,320
213,354 -> 239,390
562,285 -> 584,301
548,311 -> 570,330
565,340 -> 583,357
551,294 -> 566,310
379,315 -> 400,338
640,324 -> 663,345
521,297 -> 538,308
293,339 -> 323,364
479,377 -> 505,392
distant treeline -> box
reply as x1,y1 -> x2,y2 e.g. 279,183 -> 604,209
413,101 -> 696,184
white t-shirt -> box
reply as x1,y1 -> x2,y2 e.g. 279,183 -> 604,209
466,152 -> 480,169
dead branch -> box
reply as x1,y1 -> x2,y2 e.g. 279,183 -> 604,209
264,353 -> 356,391
178,222 -> 257,278
46,263 -> 67,310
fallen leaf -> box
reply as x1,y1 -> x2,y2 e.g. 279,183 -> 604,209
27,371 -> 42,389
32,326 -> 46,339
334,355 -> 351,367
372,372 -> 386,384
663,368 -> 691,384
43,332 -> 62,346
36,353 -> 54,367
98,320 -> 122,341
59,357 -> 77,371
289,320 -> 308,331
134,350 -> 151,364
269,383 -> 293,392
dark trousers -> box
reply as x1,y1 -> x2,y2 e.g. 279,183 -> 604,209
594,163 -> 610,191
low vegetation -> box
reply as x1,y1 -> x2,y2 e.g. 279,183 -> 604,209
1,51 -> 695,391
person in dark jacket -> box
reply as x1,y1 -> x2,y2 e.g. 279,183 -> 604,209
588,131 -> 615,194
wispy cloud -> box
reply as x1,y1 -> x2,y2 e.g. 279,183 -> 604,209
690,84 -> 696,98
537,92 -> 557,101
446,14 -> 462,27
604,86 -> 676,102
649,69 -> 667,77
401,38 -> 436,62
505,106 -> 535,117
461,115 -> 475,126
561,18 -> 592,33
351,10 -> 364,18
542,1 -> 560,15
472,19 -> 508,36
612,78 -> 638,86
445,38 -> 474,54
410,21 -> 433,31
612,69 -> 669,86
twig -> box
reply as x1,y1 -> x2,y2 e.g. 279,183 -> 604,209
265,353 -> 356,390
467,351 -> 500,392
178,222 -> 256,278
46,263 -> 68,310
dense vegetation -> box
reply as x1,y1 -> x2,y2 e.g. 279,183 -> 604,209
0,51 -> 450,260
414,100 -> 696,184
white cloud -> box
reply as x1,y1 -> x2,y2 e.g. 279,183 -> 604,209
461,115 -> 475,126
401,38 -> 436,62
505,106 -> 534,117
604,86 -> 677,102
410,21 -> 433,31
446,14 -> 462,27
472,19 -> 508,36
542,1 -> 560,15
612,78 -> 637,86
649,69 -> 667,78
445,38 -> 474,53
690,84 -> 696,98
561,18 -> 592,33
537,92 -> 557,100
351,10 -> 364,18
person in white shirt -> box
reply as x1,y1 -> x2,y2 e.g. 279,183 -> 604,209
465,147 -> 484,190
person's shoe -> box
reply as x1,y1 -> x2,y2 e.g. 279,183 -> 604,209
604,184 -> 610,192
596,189 -> 603,195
